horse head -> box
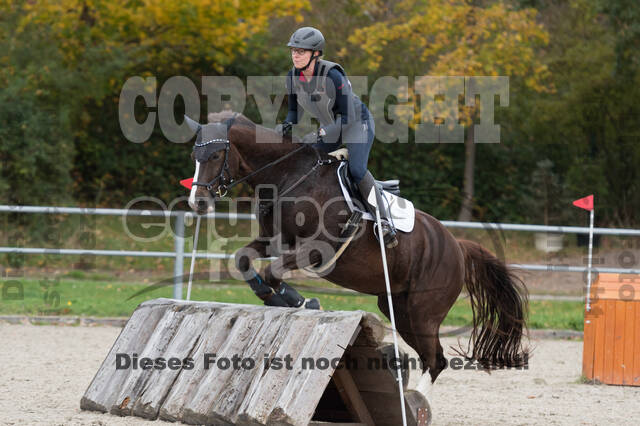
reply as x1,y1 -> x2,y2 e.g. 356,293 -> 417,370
184,111 -> 307,215
185,114 -> 238,215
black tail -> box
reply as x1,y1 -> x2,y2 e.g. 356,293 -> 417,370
455,239 -> 529,369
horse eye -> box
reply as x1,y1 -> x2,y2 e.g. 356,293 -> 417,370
211,153 -> 219,160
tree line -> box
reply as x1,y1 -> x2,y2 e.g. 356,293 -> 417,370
1,0 -> 638,227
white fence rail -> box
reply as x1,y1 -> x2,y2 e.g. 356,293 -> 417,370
1,205 -> 639,299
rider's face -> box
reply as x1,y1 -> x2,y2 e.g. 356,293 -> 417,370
291,48 -> 314,69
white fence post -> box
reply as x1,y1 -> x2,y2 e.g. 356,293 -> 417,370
173,212 -> 185,299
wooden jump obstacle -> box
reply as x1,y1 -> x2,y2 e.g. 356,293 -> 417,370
81,298 -> 432,425
583,273 -> 640,386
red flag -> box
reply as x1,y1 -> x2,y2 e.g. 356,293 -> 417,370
180,177 -> 193,190
572,194 -> 594,211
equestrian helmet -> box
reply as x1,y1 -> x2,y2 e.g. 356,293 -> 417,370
287,27 -> 325,51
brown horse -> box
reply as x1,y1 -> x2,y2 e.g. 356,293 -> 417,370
186,111 -> 528,383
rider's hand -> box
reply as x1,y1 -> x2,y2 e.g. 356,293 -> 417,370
328,148 -> 349,161
301,131 -> 319,145
275,122 -> 292,137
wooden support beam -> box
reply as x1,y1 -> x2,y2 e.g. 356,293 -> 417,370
333,366 -> 375,426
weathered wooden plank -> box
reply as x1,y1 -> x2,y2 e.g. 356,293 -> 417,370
268,315 -> 347,425
180,309 -> 266,424
268,312 -> 363,425
333,367 -> 375,426
207,308 -> 291,424
80,302 -> 170,412
235,309 -> 324,426
132,307 -> 213,419
159,306 -> 242,422
110,306 -> 187,416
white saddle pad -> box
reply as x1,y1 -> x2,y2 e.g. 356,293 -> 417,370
336,162 -> 415,233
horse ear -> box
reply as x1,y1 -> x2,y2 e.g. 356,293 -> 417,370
184,115 -> 201,133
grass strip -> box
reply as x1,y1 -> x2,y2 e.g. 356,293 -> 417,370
0,278 -> 585,330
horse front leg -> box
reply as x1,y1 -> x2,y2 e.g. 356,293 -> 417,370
234,239 -> 291,307
261,242 -> 323,310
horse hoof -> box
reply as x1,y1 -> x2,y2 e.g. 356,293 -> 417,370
304,298 -> 322,310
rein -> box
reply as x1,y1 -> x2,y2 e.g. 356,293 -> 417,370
192,125 -> 338,207
257,147 -> 338,216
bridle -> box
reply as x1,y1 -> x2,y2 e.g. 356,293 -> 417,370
191,137 -> 234,198
191,121 -> 338,203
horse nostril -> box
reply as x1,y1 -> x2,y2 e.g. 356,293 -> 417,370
197,199 -> 207,210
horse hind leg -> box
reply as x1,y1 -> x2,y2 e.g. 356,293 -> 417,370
410,241 -> 465,382
377,292 -> 418,350
406,290 -> 454,383
378,292 -> 446,383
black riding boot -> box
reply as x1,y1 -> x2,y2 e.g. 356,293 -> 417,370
357,171 -> 398,248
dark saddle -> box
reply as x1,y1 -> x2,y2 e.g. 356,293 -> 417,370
338,163 -> 401,206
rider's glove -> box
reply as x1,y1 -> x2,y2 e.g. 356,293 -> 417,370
328,148 -> 349,161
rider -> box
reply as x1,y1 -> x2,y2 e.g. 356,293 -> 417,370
277,26 -> 398,248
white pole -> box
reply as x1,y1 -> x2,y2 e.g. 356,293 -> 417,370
371,187 -> 408,426
186,215 -> 202,301
585,209 -> 595,311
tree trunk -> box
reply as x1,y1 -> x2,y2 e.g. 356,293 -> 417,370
458,119 -> 475,222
